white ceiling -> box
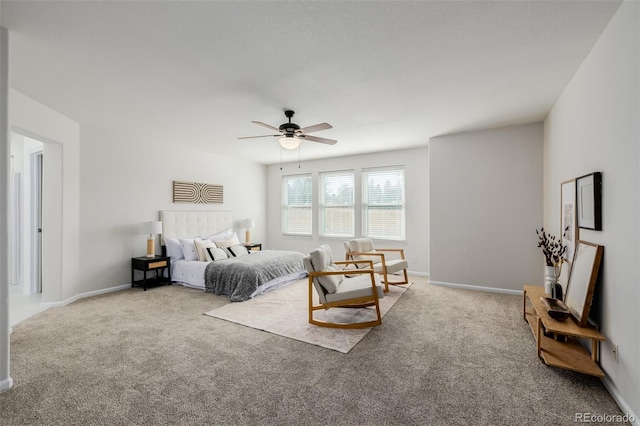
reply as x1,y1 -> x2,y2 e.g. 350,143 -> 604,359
1,0 -> 622,165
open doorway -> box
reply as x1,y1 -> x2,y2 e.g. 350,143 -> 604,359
9,133 -> 45,325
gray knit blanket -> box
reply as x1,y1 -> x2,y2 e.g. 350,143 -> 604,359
204,250 -> 306,302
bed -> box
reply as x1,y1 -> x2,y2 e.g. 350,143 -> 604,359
160,210 -> 307,301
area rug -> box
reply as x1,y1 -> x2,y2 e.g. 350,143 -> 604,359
204,278 -> 412,353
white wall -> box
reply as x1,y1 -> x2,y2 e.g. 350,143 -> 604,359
266,147 -> 429,273
429,123 -> 543,293
544,1 -> 639,418
9,89 -> 80,304
78,124 -> 267,292
1,23 -> 14,393
8,91 -> 269,301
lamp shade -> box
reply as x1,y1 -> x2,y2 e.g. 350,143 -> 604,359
279,136 -> 301,150
140,221 -> 163,235
241,218 -> 255,229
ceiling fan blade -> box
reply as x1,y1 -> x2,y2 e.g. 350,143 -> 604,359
238,134 -> 279,139
298,122 -> 332,134
302,135 -> 337,145
251,121 -> 281,132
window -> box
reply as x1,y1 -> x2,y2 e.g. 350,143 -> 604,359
319,170 -> 354,237
362,166 -> 405,240
282,174 -> 312,235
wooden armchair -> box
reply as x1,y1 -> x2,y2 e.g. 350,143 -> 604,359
303,245 -> 385,329
344,238 -> 409,291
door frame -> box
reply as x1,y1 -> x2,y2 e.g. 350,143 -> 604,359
30,151 -> 43,294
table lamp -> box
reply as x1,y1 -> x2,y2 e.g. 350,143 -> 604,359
241,218 -> 255,244
141,221 -> 163,257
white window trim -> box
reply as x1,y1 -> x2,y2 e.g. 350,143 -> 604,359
282,173 -> 313,236
319,170 -> 355,238
362,166 -> 406,241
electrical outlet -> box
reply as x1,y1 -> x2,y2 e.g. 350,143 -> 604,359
612,342 -> 619,363
411,257 -> 417,264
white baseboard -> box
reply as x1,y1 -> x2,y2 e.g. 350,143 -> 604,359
0,377 -> 13,392
600,376 -> 639,425
408,271 -> 429,278
429,280 -> 523,295
41,284 -> 131,309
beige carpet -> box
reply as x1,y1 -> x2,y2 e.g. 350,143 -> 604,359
204,277 -> 411,353
3,278 -> 627,425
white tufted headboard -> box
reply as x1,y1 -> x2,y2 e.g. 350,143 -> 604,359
160,210 -> 234,244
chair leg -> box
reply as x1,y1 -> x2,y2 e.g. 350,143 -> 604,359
308,297 -> 382,329
309,305 -> 382,329
381,265 -> 390,293
384,269 -> 409,286
309,314 -> 382,329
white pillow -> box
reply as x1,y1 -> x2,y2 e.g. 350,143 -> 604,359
214,234 -> 241,248
164,237 -> 184,261
206,229 -> 235,242
228,245 -> 249,257
206,247 -> 228,261
194,240 -> 216,262
179,237 -> 202,262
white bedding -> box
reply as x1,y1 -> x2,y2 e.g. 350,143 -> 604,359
159,210 -> 307,299
170,260 -> 209,289
170,259 -> 307,298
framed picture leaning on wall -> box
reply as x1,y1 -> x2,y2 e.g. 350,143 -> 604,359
564,240 -> 604,326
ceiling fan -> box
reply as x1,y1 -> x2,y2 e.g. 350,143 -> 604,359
239,110 -> 337,149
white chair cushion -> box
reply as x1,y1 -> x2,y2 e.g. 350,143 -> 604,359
303,255 -> 327,305
373,258 -> 409,274
325,273 -> 384,304
345,238 -> 379,266
348,238 -> 375,252
305,245 -> 344,294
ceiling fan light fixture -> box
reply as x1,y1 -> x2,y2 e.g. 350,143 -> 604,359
240,110 -> 336,149
279,136 -> 301,150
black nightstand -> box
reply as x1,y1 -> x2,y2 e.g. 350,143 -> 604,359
131,255 -> 171,291
243,243 -> 262,252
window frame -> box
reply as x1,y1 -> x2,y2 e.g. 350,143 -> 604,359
318,170 -> 355,238
282,173 -> 313,236
362,166 -> 406,241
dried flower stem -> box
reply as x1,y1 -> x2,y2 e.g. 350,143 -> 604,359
536,227 -> 568,267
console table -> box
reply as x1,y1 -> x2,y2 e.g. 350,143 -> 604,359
523,285 -> 605,377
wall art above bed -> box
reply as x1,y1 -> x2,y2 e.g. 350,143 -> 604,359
173,180 -> 223,204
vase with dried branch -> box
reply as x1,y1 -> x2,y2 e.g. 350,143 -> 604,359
536,227 -> 568,298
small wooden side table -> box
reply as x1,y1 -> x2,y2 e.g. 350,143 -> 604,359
523,285 -> 605,377
131,255 -> 171,291
244,243 -> 262,252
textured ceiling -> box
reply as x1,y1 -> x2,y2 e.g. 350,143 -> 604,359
1,1 -> 622,165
